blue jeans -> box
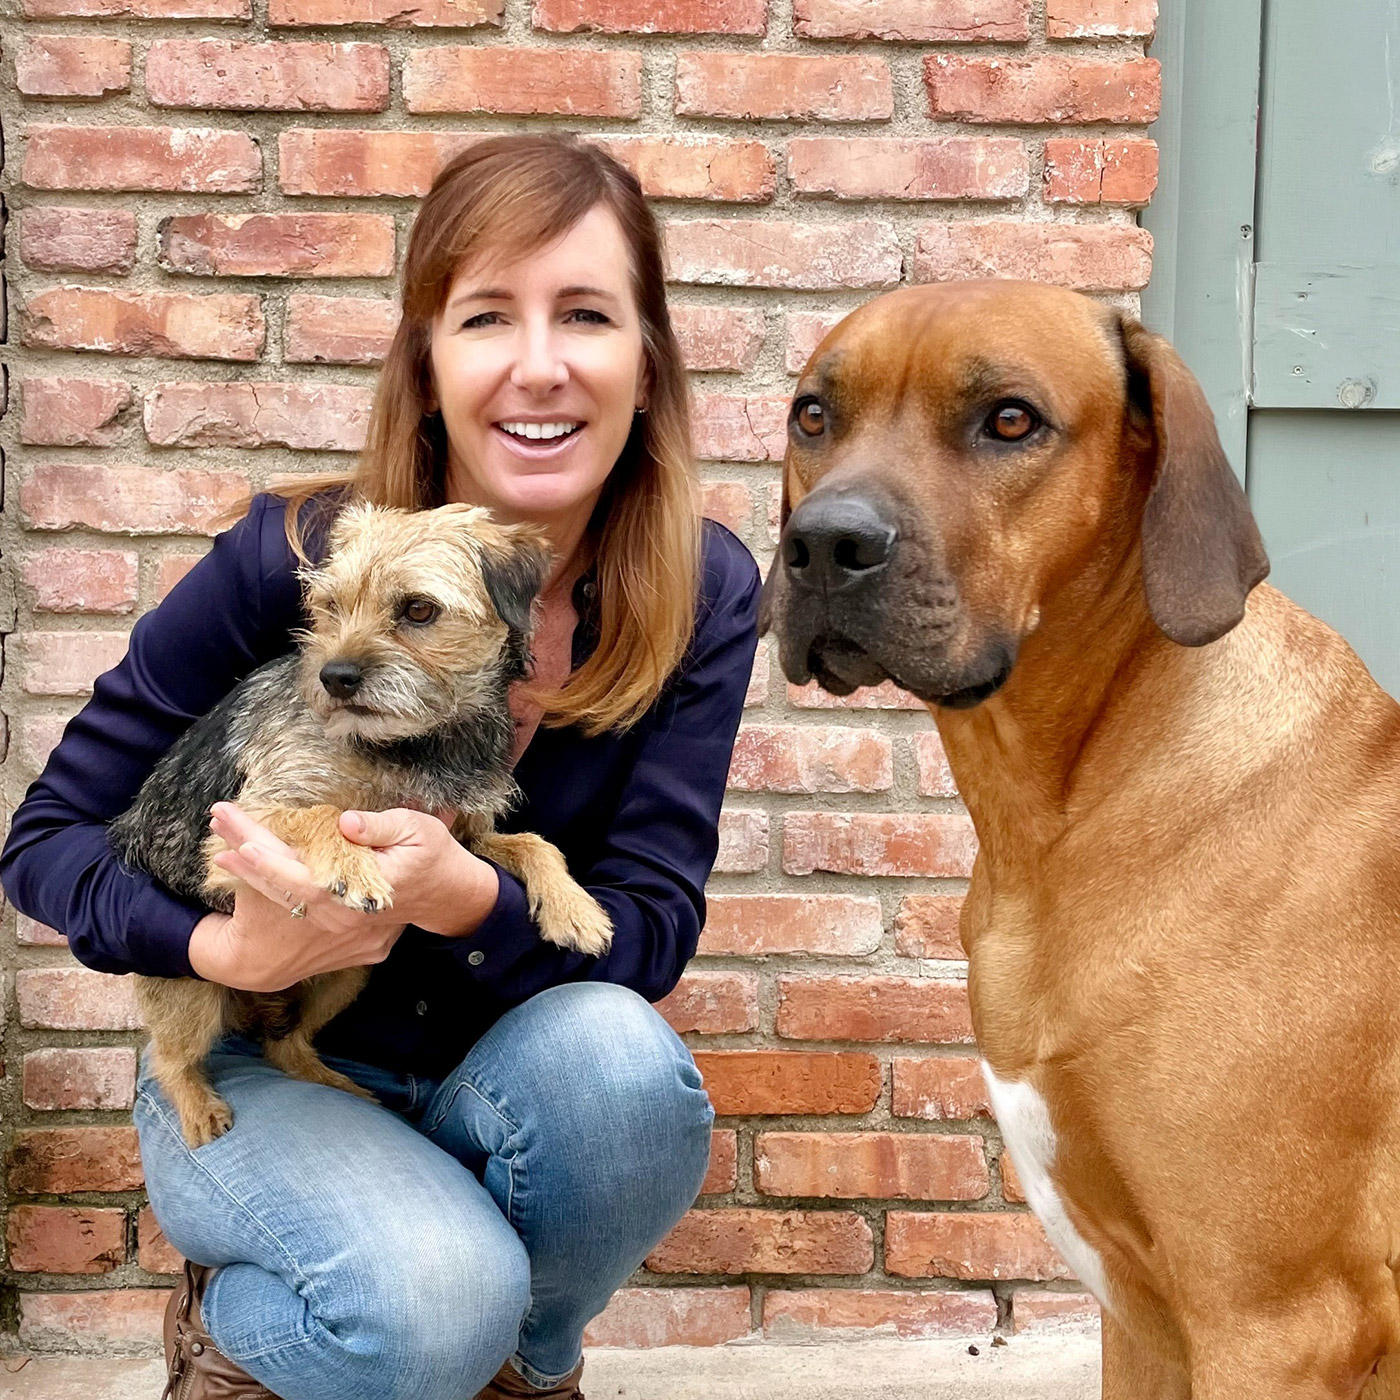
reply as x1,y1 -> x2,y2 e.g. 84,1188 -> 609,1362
134,982 -> 714,1400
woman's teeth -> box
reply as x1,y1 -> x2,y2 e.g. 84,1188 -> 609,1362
499,421 -> 582,441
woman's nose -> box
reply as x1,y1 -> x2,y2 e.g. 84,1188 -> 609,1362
510,322 -> 568,395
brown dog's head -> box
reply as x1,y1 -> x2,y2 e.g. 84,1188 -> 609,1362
761,281 -> 1269,708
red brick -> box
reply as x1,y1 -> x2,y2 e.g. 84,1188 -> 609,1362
404,47 -> 641,117
672,305 -> 764,373
146,40 -> 389,112
535,0 -> 765,34
912,731 -> 957,797
694,1051 -> 881,1116
17,718 -> 71,772
271,0 -> 499,23
22,548 -> 139,614
915,222 -> 1153,292
22,465 -> 247,536
1011,1289 -> 1101,1333
648,1209 -> 873,1275
700,481 -> 752,536
23,0 -> 244,14
138,1208 -> 184,1275
9,1127 -> 144,1194
886,1212 -> 1073,1281
17,36 -> 131,98
23,1047 -> 138,1110
23,124 -> 261,193
8,1206 -> 127,1274
924,54 -> 1160,125
20,207 -> 137,274
1001,1153 -> 1025,1203
1044,137 -> 1158,206
777,976 -> 974,1044
17,914 -> 68,947
728,725 -> 892,794
894,895 -> 965,960
18,967 -> 142,1028
692,394 -> 788,462
783,812 -> 978,879
22,287 -> 265,361
757,1132 -> 989,1201
284,294 -> 400,366
280,128 -> 472,197
893,1057 -> 990,1120
714,809 -> 768,873
656,971 -> 759,1034
143,381 -> 372,450
596,136 -> 773,202
17,633 -> 130,696
584,1287 -> 751,1346
746,642 -> 770,707
701,1130 -> 737,1195
787,679 -> 924,710
675,52 -> 890,121
785,310 -> 847,375
21,376 -> 132,446
764,1287 -> 997,1340
19,1289 -> 169,1351
666,219 -> 901,290
794,0 -> 1028,40
156,552 -> 206,600
160,212 -> 395,277
700,894 -> 882,957
1047,0 -> 1155,39
790,137 -> 1028,200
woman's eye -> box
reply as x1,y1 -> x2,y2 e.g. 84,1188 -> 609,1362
460,312 -> 501,330
567,308 -> 611,325
793,399 -> 826,437
983,402 -> 1040,442
402,599 -> 439,625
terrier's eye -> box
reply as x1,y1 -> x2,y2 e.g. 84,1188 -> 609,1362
401,598 -> 439,626
793,398 -> 825,437
983,401 -> 1040,442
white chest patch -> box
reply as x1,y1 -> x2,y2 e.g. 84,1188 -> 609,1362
981,1061 -> 1113,1310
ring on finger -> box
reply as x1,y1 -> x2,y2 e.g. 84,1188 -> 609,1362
289,901 -> 307,919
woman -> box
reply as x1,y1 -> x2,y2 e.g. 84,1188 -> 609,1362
0,134 -> 760,1400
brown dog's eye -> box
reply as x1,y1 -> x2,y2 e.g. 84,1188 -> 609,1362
793,399 -> 825,437
984,402 -> 1039,442
402,599 -> 438,625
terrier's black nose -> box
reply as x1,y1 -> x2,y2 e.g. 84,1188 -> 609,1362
782,492 -> 897,594
320,660 -> 363,700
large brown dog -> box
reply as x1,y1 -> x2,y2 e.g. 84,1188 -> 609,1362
761,280 -> 1400,1399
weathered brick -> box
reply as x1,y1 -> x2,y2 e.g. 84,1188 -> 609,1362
912,731 -> 957,797
794,0 -> 1029,41
656,971 -> 759,1034
648,1209 -> 873,1275
23,1047 -> 138,1110
692,394 -> 788,462
894,895 -> 965,960
728,725 -> 892,794
596,136 -> 774,201
764,1287 -> 997,1340
1047,0 -> 1155,39
777,976 -> 974,1044
22,0 -> 245,15
746,641 -> 770,707
17,914 -> 69,947
271,0 -> 499,23
20,207 -> 137,274
8,1206 -> 127,1274
535,0 -> 766,34
143,381 -> 372,450
21,377 -> 132,446
24,125 -> 261,193
146,40 -> 389,112
138,1208 -> 184,1274
19,1290 -> 169,1353
280,128 -> 472,197
156,552 -> 207,600
9,1127 -> 144,1194
915,222 -> 1153,292
701,1130 -> 738,1194
925,55 -> 1161,125
675,53 -> 891,122
1011,1289 -> 1101,1332
892,1057 -> 990,1120
18,632 -> 130,696
787,678 -> 924,710
666,220 -> 901,290
584,1287 -> 751,1346
783,812 -> 978,879
17,719 -> 71,773
790,137 -> 1028,200
284,294 -> 400,365
700,894 -> 882,957
160,212 -> 395,277
671,305 -> 764,373
404,47 -> 642,117
17,36 -> 131,98
22,548 -> 139,614
714,809 -> 768,873
699,481 -> 752,536
22,287 -> 265,361
786,309 -> 848,375
757,1132 -> 989,1201
886,1211 -> 1073,1281
1001,1153 -> 1025,1204
22,464 -> 249,535
1044,137 -> 1158,206
694,1051 -> 881,1116
18,967 -> 142,1028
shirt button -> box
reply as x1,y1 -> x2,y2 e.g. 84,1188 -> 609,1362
415,1000 -> 428,1016
467,950 -> 485,966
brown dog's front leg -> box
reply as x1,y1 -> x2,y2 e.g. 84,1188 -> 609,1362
1102,1315 -> 1189,1400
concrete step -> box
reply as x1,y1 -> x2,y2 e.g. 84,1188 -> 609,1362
0,1338 -> 1101,1400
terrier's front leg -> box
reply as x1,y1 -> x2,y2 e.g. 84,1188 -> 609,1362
470,831 -> 613,956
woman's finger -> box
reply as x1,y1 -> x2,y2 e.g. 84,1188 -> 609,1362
215,842 -> 316,916
209,802 -> 296,860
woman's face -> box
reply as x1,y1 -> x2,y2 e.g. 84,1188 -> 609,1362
429,202 -> 649,535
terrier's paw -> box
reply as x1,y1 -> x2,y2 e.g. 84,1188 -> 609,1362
538,890 -> 614,957
178,1094 -> 234,1149
306,842 -> 395,915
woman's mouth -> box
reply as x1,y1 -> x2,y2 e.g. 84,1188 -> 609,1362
493,420 -> 585,457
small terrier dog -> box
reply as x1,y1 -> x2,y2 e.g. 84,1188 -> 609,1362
110,500 -> 613,1148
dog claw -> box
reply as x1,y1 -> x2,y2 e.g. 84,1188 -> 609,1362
332,879 -> 347,897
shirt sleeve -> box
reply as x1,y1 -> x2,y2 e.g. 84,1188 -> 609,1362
0,493 -> 299,978
454,529 -> 761,1005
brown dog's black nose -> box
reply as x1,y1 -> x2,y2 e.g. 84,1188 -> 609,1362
783,492 -> 897,594
320,660 -> 363,699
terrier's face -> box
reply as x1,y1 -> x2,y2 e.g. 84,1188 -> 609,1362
298,502 -> 552,744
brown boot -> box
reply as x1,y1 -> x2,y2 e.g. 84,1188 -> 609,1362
163,1260 -> 280,1400
476,1358 -> 585,1399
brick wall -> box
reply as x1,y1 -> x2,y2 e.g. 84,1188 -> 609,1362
0,0 -> 1158,1353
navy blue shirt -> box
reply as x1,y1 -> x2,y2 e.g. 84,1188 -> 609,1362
0,492 -> 760,1076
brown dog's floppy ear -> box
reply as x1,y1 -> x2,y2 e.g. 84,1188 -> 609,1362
1121,319 -> 1269,647
481,526 -> 552,635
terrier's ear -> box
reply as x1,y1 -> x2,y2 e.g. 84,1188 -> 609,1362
481,529 -> 552,635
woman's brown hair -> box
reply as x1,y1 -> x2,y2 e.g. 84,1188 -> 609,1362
267,133 -> 700,734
